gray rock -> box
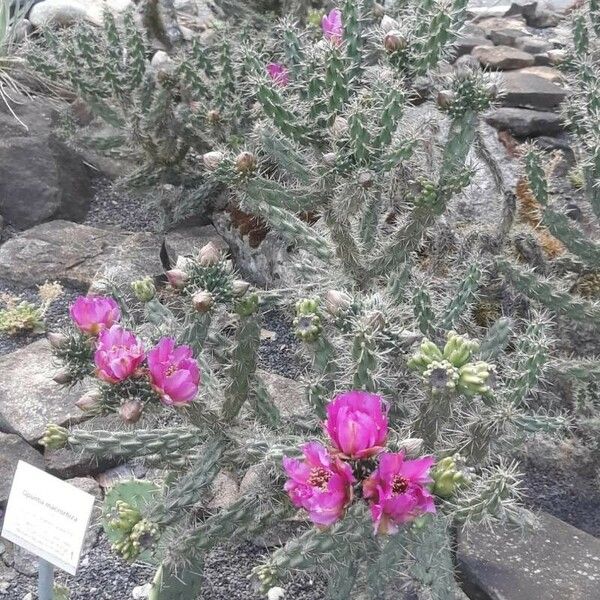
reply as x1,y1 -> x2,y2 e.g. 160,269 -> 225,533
476,16 -> 528,37
150,50 -> 175,73
0,220 -> 163,287
0,96 -> 93,230
518,65 -> 564,83
132,584 -> 152,599
504,0 -> 538,18
528,7 -> 561,28
452,35 -> 492,57
533,53 -> 552,66
488,27 -> 531,46
473,45 -> 535,70
485,107 -> 563,136
0,340 -> 87,443
0,433 -> 45,507
95,463 -> 148,490
28,0 -> 88,27
514,35 -> 552,54
256,369 -> 306,417
163,224 -> 225,265
501,71 -> 567,110
469,6 -> 514,20
208,470 -> 239,510
459,512 -> 600,600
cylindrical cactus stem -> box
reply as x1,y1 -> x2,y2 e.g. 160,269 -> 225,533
352,328 -> 378,392
221,307 -> 261,422
413,389 -> 453,451
250,374 -> 281,427
41,426 -> 201,459
182,312 -> 213,355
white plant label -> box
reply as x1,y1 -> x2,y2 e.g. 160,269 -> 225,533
1,461 -> 95,575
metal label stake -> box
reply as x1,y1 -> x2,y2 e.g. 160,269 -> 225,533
38,559 -> 54,600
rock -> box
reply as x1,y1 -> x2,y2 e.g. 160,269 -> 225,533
548,48 -> 567,65
0,433 -> 45,507
29,0 -> 132,27
504,0 -> 538,18
459,512 -> 600,600
256,369 -> 306,417
488,27 -> 531,46
519,65 -> 565,83
501,71 -> 567,110
473,45 -> 535,70
163,224 -> 225,265
476,16 -> 528,37
95,463 -> 148,490
485,107 -> 563,136
67,477 -> 102,554
533,53 -> 552,66
452,35 -> 492,57
0,220 -> 163,287
150,50 -> 175,73
0,340 -> 87,444
469,6 -> 513,20
528,7 -> 561,28
132,584 -> 152,599
208,470 -> 239,510
0,96 -> 93,230
514,36 -> 552,54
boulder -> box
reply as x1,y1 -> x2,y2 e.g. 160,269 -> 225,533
485,107 -> 563,136
0,340 -> 87,444
0,433 -> 45,507
528,7 -> 561,28
519,65 -> 564,83
488,27 -> 531,46
473,45 -> 535,70
29,0 -> 133,27
476,16 -> 528,37
459,512 -> 600,600
514,36 -> 552,54
0,96 -> 93,230
256,369 -> 305,417
452,35 -> 492,57
501,71 -> 567,110
0,220 -> 163,287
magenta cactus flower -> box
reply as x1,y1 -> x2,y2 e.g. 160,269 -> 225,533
70,295 -> 121,335
363,452 -> 436,535
322,8 -> 343,43
283,441 -> 355,527
324,391 -> 388,459
147,337 -> 200,406
94,325 -> 145,384
266,62 -> 289,87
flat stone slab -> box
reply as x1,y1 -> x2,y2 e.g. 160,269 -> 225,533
501,72 -> 567,110
485,107 -> 563,136
257,369 -> 306,417
0,220 -> 163,287
459,511 -> 600,600
0,433 -> 45,507
0,339 -> 87,443
473,45 -> 535,70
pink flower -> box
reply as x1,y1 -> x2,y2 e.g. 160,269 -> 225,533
363,453 -> 436,535
266,62 -> 289,87
147,337 -> 200,406
322,8 -> 343,44
324,391 -> 388,459
283,441 -> 355,527
94,325 -> 145,384
70,296 -> 120,335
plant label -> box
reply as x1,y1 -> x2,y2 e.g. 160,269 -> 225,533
1,461 -> 95,575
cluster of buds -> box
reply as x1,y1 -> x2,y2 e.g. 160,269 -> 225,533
293,298 -> 322,342
131,277 -> 156,303
409,332 -> 495,396
40,424 -> 69,449
109,501 -> 159,561
431,455 -> 470,498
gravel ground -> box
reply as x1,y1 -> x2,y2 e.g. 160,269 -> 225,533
259,308 -> 305,379
0,280 -> 84,356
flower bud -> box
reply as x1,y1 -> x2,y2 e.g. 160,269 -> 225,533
407,339 -> 444,372
203,151 -> 225,170
331,116 -> 349,136
166,269 -> 189,290
119,399 -> 144,424
458,361 -> 495,397
296,297 -> 320,316
232,279 -> 250,297
422,360 -> 459,394
235,293 -> 260,317
47,331 -> 68,349
324,290 -> 352,316
399,437 -> 424,455
323,152 -> 337,167
436,89 -> 456,110
235,151 -> 257,174
207,109 -> 221,124
53,367 -> 72,385
294,313 -> 322,342
76,389 -> 102,412
131,277 -> 156,302
431,455 -> 468,498
358,170 -> 374,188
443,331 -> 479,368
364,310 -> 386,332
192,290 -> 214,313
380,15 -> 399,33
373,2 -> 386,18
40,424 -> 69,449
384,30 -> 407,53
198,241 -> 222,267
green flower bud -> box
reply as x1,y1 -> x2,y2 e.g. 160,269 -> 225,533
422,360 -> 459,394
443,331 -> 479,368
457,361 -> 495,396
407,339 -> 443,372
235,293 -> 259,317
40,424 -> 69,449
131,277 -> 156,302
109,500 -> 141,532
294,313 -> 322,343
296,297 -> 320,316
432,455 -> 468,498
